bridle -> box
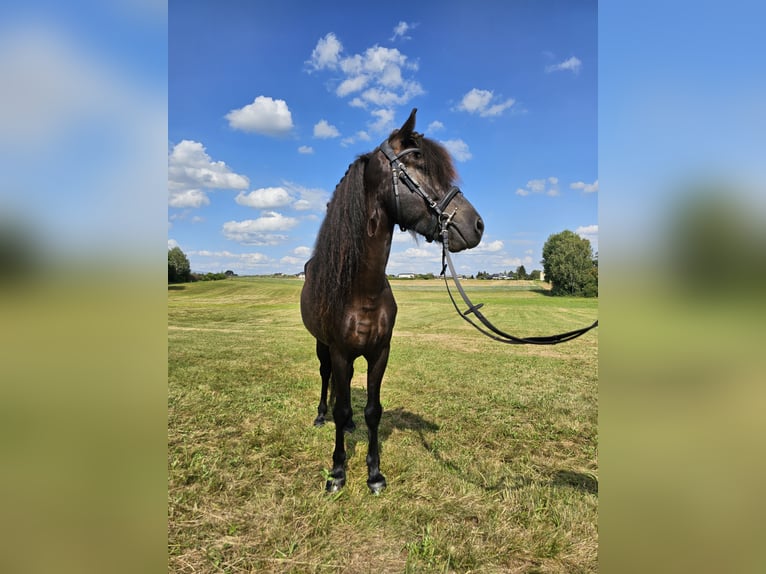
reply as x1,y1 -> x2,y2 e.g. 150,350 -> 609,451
379,140 -> 462,236
379,138 -> 599,346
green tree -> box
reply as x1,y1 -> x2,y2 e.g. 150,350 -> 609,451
541,230 -> 597,296
168,246 -> 191,283
515,265 -> 527,280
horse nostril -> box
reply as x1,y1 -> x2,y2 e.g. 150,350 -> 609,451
476,217 -> 484,234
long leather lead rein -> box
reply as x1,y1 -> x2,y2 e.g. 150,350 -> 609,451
440,227 -> 598,345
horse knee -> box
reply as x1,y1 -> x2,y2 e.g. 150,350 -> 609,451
364,403 -> 382,425
334,402 -> 351,426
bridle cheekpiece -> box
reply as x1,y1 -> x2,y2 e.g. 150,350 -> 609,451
379,139 -> 462,239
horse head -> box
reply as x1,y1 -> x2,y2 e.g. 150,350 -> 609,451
368,108 -> 484,252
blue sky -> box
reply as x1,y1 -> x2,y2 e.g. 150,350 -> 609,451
169,0 -> 597,276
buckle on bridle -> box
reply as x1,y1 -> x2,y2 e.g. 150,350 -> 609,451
380,140 -> 462,236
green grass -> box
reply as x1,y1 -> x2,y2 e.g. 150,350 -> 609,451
169,277 -> 598,573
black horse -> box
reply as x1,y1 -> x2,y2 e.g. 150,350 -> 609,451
300,109 -> 484,493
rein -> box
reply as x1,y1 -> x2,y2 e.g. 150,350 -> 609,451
379,138 -> 598,345
439,231 -> 599,345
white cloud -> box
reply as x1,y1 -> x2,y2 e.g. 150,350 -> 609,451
337,75 -> 370,97
459,88 -> 492,113
474,239 -> 504,252
516,177 -> 559,197
427,120 -> 444,133
168,140 -> 249,208
225,96 -> 294,136
363,87 -> 401,106
370,108 -> 396,132
570,179 -> 598,193
392,231 -> 416,243
169,189 -> 209,208
528,179 -> 546,193
222,212 -> 299,245
188,249 -> 273,272
576,224 -> 598,248
306,34 -> 423,130
283,181 -> 330,212
239,252 -> 271,265
456,88 -> 515,117
235,187 -> 293,209
298,145 -> 314,154
293,246 -> 312,257
441,138 -> 472,162
391,21 -> 417,41
546,56 -> 582,74
341,130 -> 372,147
168,239 -> 179,249
306,32 -> 343,70
402,246 -> 438,258
313,119 -> 340,138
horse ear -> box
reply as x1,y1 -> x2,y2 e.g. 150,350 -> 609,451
400,108 -> 417,137
389,108 -> 417,149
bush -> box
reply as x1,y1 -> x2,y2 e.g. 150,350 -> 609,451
542,230 -> 597,297
168,247 -> 191,283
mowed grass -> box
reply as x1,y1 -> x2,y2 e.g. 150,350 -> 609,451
168,277 -> 598,573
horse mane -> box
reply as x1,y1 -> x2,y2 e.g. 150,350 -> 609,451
308,154 -> 371,322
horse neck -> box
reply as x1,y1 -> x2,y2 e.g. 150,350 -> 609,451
354,200 -> 394,297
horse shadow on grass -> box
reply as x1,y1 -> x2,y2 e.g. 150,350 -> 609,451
330,389 -> 597,496
330,387 -> 440,459
551,469 -> 598,494
481,469 -> 598,497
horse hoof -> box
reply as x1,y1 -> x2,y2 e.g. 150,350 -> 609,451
313,416 -> 326,427
344,419 -> 356,434
367,476 -> 387,495
325,477 -> 345,493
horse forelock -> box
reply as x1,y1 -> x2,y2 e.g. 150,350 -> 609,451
419,136 -> 458,191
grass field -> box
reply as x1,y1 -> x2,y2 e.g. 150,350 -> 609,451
168,277 -> 598,573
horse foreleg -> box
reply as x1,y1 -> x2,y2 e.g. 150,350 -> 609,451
364,345 -> 390,494
326,349 -> 353,492
313,341 -> 331,427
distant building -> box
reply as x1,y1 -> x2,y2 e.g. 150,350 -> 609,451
397,273 -> 416,279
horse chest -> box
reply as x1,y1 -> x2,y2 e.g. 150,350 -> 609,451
343,303 -> 394,349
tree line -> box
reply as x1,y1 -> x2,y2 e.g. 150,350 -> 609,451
168,246 -> 235,283
475,266 -> 541,280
